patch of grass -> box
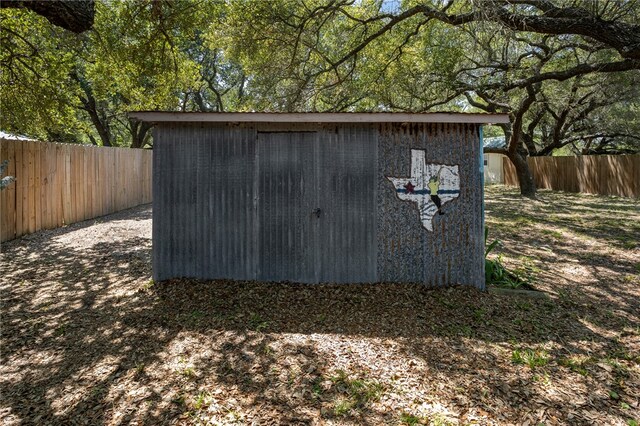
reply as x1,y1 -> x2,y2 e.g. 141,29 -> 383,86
484,227 -> 535,290
627,419 -> 638,426
429,413 -> 455,426
558,355 -> 591,376
621,239 -> 637,250
532,373 -> 551,385
434,294 -> 455,309
556,289 -> 576,305
53,323 -> 67,336
190,310 -> 205,320
604,357 -> 629,373
514,216 -> 535,226
512,348 -> 549,368
486,255 -> 534,289
311,378 -> 324,399
90,385 -> 107,398
515,300 -> 532,310
192,390 -> 210,410
180,367 -> 197,379
140,279 -> 155,291
260,342 -> 274,356
333,397 -> 353,416
134,362 -> 145,375
449,323 -> 474,338
248,312 -> 269,332
400,412 -> 423,425
541,229 -> 563,239
516,255 -> 542,279
473,308 -> 486,321
330,370 -> 384,416
171,394 -> 186,406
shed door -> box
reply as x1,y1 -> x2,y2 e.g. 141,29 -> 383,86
257,132 -> 319,282
256,127 -> 377,283
317,126 -> 377,282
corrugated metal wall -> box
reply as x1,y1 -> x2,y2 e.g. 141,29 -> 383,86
316,125 -> 377,282
154,122 -> 483,288
256,131 -> 317,282
154,123 -> 377,283
154,124 -> 256,281
376,123 -> 484,288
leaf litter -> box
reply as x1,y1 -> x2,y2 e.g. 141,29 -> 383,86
1,187 -> 638,425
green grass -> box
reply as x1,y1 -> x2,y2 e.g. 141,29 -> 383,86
140,279 -> 155,291
558,355 -> 591,376
180,367 -> 197,379
541,229 -> 564,239
134,362 -> 145,375
248,312 -> 269,332
54,325 -> 66,336
429,413 -> 455,426
400,412 -> 422,425
192,390 -> 210,410
330,370 -> 385,416
484,226 -> 536,290
511,348 -> 549,368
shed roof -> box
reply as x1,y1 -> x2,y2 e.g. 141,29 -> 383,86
129,112 -> 509,124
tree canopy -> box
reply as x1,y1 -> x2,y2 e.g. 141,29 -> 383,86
1,0 -> 95,33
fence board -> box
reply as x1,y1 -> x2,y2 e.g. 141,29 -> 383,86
0,141 -> 10,241
14,141 -> 24,237
0,138 -> 152,243
55,144 -> 63,227
503,154 -> 639,198
63,145 -> 72,225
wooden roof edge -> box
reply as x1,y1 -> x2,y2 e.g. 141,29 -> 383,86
128,112 -> 510,124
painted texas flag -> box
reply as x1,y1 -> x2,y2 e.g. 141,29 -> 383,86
386,149 -> 460,231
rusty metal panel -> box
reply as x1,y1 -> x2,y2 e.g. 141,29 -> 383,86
377,123 -> 484,288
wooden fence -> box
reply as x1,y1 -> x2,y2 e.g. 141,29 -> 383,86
1,138 -> 152,242
503,154 -> 639,198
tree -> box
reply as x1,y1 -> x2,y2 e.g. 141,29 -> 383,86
527,71 -> 640,155
455,30 -> 640,196
2,0 -> 638,167
1,0 -> 223,148
220,0 -> 639,197
0,7 -> 89,142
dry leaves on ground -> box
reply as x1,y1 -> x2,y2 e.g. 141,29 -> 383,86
1,186 -> 638,425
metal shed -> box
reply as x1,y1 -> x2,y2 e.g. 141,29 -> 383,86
130,112 -> 509,289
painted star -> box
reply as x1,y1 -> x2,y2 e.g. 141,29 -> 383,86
404,181 -> 415,194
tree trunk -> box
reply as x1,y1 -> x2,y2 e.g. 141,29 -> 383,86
129,118 -> 152,149
81,96 -> 112,147
507,151 -> 536,198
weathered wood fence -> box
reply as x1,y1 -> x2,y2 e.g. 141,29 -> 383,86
1,139 -> 152,242
503,154 -> 639,198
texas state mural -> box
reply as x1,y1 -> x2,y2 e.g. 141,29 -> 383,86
386,149 -> 460,231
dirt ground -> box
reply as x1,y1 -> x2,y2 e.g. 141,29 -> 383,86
1,186 -> 638,425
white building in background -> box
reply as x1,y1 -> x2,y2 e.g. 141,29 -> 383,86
0,131 -> 36,141
483,136 -> 506,184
